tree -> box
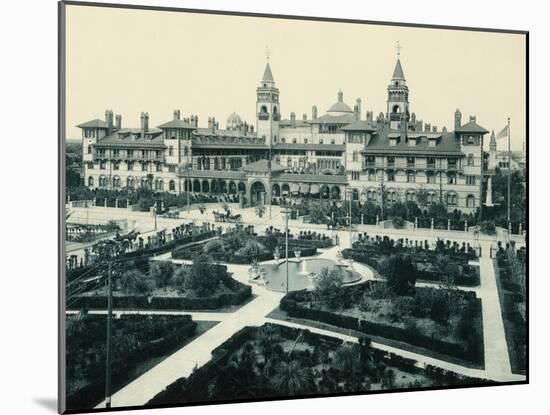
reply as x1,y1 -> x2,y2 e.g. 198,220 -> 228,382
313,267 -> 346,309
184,253 -> 224,296
270,360 -> 315,395
255,204 -> 266,218
149,261 -> 175,289
332,343 -> 361,376
236,240 -> 267,258
119,269 -> 155,295
379,254 -> 417,295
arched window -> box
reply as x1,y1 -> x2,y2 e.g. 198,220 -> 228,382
88,176 -> 94,187
87,145 -> 91,154
392,105 -> 400,113
127,177 -> 134,189
113,176 -> 121,188
155,178 -> 164,191
446,193 -> 457,206
169,180 -> 176,191
466,195 -> 475,208
169,146 -> 174,156
273,106 -> 278,114
260,105 -> 268,114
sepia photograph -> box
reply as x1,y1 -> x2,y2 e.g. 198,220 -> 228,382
59,1 -> 528,413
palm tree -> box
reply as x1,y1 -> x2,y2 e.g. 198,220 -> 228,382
333,343 -> 360,377
256,325 -> 280,360
270,360 -> 314,395
119,269 -> 153,295
255,204 -> 266,218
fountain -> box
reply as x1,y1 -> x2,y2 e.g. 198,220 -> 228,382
299,258 -> 308,275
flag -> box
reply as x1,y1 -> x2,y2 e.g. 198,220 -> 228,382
496,124 -> 509,139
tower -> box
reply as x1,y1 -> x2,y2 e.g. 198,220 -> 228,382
488,130 -> 498,170
387,42 -> 409,131
256,57 -> 280,144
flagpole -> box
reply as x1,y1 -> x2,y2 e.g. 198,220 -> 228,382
507,117 -> 511,225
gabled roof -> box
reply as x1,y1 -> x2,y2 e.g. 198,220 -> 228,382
77,119 -> 108,128
392,59 -> 405,79
157,119 -> 196,129
262,62 -> 274,82
241,159 -> 285,173
341,120 -> 377,131
361,129 -> 462,156
455,121 -> 489,134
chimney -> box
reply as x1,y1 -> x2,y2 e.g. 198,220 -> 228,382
115,114 -> 121,130
425,122 -> 431,133
250,125 -> 254,133
356,98 -> 362,119
432,125 -> 437,132
469,115 -> 476,123
290,112 -> 296,127
366,111 -> 373,123
302,113 -> 307,121
194,115 -> 198,127
353,105 -> 359,120
442,126 -> 448,132
207,117 -> 212,130
243,121 -> 248,136
105,109 -> 114,135
312,105 -> 318,120
411,112 -> 416,124
141,112 -> 149,139
174,109 -> 181,120
454,109 -> 462,130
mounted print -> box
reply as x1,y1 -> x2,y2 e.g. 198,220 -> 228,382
59,1 -> 528,413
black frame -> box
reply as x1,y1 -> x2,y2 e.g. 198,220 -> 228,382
58,1 -> 529,414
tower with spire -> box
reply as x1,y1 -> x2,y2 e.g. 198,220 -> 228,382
256,51 -> 280,145
488,130 -> 498,170
387,42 -> 410,131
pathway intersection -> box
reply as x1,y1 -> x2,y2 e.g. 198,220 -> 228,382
66,205 -> 525,408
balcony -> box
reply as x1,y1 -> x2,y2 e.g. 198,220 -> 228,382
258,113 -> 269,121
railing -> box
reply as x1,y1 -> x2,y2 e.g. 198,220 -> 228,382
94,153 -> 164,162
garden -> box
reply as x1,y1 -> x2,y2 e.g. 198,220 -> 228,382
344,234 -> 480,286
278,254 -> 484,367
172,225 -> 333,265
68,254 -> 252,311
65,313 -> 212,410
147,323 -> 489,406
495,242 -> 526,375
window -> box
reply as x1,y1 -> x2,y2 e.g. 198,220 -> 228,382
466,195 -> 475,208
447,193 -> 458,206
406,191 -> 415,202
155,179 -> 164,191
448,172 -> 456,184
387,170 -> 395,182
141,149 -> 147,158
169,180 -> 176,191
127,161 -> 134,171
113,176 -> 121,188
113,149 -> 119,157
281,137 -> 286,143
292,137 -> 297,143
407,171 -> 415,183
448,158 -> 457,169
99,161 -> 106,170
113,161 -> 119,170
368,170 -> 376,181
466,175 -> 477,185
427,192 -> 436,205
304,138 -> 308,144
387,156 -> 395,167
427,157 -> 436,168
88,176 -> 94,187
87,145 -> 91,154
427,172 -> 436,184
467,154 -> 474,166
352,151 -> 358,162
168,165 -> 176,173
331,138 -> 335,144
142,162 -> 148,172
406,157 -> 415,167
169,146 -> 174,156
319,138 -> 323,144
127,177 -> 134,189
156,163 -> 162,172
86,162 -> 94,169
366,156 -> 375,167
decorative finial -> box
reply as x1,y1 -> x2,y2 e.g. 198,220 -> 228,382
396,40 -> 402,58
265,45 -> 270,61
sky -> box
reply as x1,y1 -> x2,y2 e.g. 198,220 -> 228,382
65,4 -> 527,150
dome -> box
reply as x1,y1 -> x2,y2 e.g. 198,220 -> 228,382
226,112 -> 243,129
327,90 -> 353,114
327,101 -> 353,114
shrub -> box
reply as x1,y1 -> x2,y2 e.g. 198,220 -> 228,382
312,267 -> 347,310
379,254 -> 418,295
150,261 -> 175,289
119,269 -> 155,295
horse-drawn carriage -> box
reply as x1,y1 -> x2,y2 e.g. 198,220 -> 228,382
213,210 -> 242,223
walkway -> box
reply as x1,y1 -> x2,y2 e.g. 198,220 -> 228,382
67,204 -> 525,409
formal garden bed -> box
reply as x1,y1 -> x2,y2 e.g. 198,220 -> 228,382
172,226 -> 330,264
279,257 -> 484,367
147,323 -> 490,406
494,243 -> 526,375
68,255 -> 252,311
66,313 -> 215,411
343,235 -> 480,287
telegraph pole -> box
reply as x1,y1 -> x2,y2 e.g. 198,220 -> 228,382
283,205 -> 290,293
347,187 -> 353,248
105,260 -> 113,408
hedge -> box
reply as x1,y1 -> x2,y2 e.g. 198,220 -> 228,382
68,283 -> 252,311
280,289 -> 483,365
66,315 -> 197,410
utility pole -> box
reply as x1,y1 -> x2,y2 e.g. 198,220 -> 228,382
105,260 -> 113,409
507,117 -> 511,225
283,205 -> 290,293
379,168 -> 385,220
347,187 -> 353,248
